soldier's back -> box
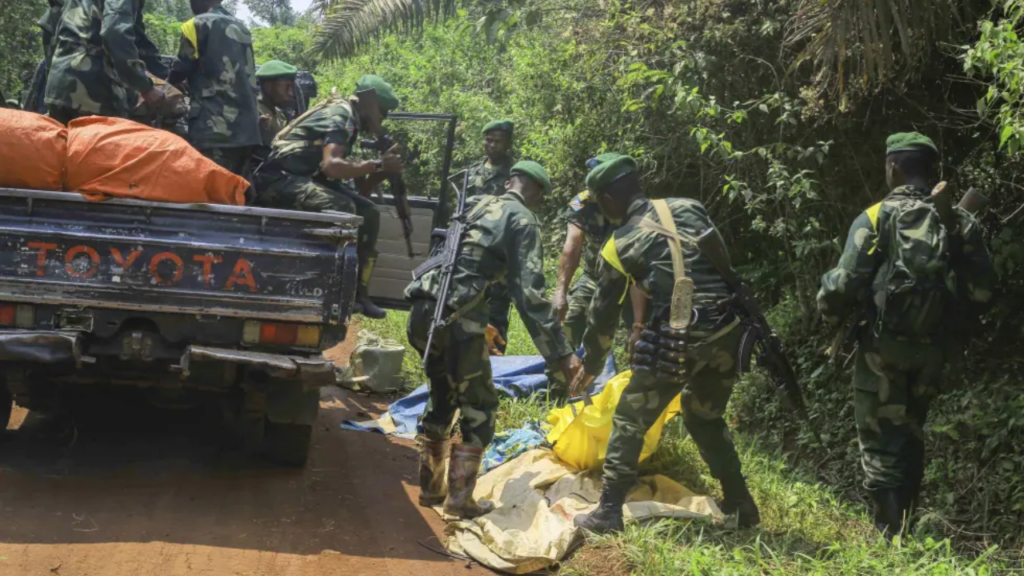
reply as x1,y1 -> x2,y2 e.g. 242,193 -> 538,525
183,7 -> 260,150
45,0 -> 126,116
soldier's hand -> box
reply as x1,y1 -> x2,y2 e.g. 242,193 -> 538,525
141,87 -> 166,111
627,323 -> 644,362
485,324 -> 505,356
568,368 -> 594,398
552,289 -> 568,322
381,143 -> 404,174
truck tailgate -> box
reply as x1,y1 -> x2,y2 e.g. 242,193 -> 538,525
0,189 -> 361,325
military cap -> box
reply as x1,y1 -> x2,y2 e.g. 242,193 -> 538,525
356,74 -> 400,112
585,153 -> 638,191
886,132 -> 939,156
510,160 -> 552,193
255,60 -> 298,80
482,119 -> 514,136
585,152 -> 620,169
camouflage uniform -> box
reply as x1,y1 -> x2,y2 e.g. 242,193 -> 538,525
45,0 -> 167,122
254,100 -> 379,258
463,156 -> 515,351
406,192 -> 573,448
818,185 -> 994,492
171,6 -> 260,176
562,189 -> 623,348
581,197 -> 741,489
24,2 -> 64,114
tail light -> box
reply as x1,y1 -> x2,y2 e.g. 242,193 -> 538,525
242,321 -> 321,348
0,304 -> 34,328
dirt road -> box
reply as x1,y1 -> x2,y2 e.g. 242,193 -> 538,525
0,386 -> 491,576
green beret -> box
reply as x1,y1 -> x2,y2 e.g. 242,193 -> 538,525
255,60 -> 298,80
510,160 -> 551,193
482,119 -> 514,136
356,74 -> 400,112
585,153 -> 638,191
886,132 -> 939,156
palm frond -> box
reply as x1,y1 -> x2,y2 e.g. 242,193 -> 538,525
785,0 -> 981,96
311,0 -> 459,60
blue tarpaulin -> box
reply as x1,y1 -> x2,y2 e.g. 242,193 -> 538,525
341,351 -> 617,436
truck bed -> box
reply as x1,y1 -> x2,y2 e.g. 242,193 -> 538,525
0,188 -> 361,326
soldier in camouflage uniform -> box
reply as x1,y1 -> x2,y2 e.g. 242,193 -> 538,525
254,75 -> 403,319
464,120 -> 516,354
253,60 -> 296,165
24,0 -> 64,114
571,154 -> 760,533
553,155 -> 634,349
169,0 -> 260,176
818,133 -> 994,538
406,161 -> 578,519
45,0 -> 168,124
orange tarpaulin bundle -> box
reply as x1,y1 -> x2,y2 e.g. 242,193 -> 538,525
0,109 -> 67,191
66,117 -> 247,206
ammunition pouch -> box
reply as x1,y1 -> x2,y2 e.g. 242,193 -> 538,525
631,311 -> 739,377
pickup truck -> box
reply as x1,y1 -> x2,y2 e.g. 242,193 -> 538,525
0,113 -> 458,466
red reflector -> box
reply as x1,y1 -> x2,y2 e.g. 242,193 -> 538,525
0,305 -> 14,326
259,322 -> 298,346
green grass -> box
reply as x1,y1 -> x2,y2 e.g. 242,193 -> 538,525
559,424 -> 1014,575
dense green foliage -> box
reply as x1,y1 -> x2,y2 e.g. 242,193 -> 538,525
317,0 -> 1024,561
0,0 -> 45,100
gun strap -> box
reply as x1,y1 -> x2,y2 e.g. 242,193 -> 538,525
266,97 -> 356,166
646,200 -> 697,329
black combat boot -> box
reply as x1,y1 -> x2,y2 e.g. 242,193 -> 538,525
870,487 -> 905,541
574,481 -> 630,534
720,471 -> 760,528
354,251 -> 386,319
417,435 -> 449,507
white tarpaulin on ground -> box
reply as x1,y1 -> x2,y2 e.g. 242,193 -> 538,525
442,449 -> 723,574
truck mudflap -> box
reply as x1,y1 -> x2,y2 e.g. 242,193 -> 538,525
177,345 -> 335,388
0,330 -> 85,364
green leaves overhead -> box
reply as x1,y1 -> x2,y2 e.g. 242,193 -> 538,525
786,0 -> 983,96
310,0 -> 457,60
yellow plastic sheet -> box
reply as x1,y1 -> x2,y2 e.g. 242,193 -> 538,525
546,370 -> 680,471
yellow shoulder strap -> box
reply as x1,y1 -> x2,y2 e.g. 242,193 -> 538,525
181,19 -> 199,59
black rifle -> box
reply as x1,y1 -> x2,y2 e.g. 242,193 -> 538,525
361,129 -> 415,258
421,170 -> 471,369
697,227 -> 813,427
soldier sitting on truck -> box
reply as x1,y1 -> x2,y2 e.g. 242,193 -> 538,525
44,0 -> 168,124
253,60 -> 296,165
253,75 -> 403,319
169,0 -> 261,177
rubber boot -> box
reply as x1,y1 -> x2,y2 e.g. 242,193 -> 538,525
354,251 -> 386,319
871,487 -> 904,541
417,435 -> 449,507
720,472 -> 761,528
574,481 -> 629,534
443,444 -> 494,519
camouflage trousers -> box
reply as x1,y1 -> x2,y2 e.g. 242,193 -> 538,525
200,147 -> 254,178
853,334 -> 943,491
563,271 -> 634,350
603,323 -> 743,488
407,299 -> 499,449
254,172 -> 380,254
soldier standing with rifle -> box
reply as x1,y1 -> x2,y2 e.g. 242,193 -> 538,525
818,132 -> 995,539
254,75 -> 403,319
405,161 -> 578,519
570,154 -> 766,533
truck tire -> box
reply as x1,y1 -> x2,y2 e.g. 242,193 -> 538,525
263,420 -> 313,467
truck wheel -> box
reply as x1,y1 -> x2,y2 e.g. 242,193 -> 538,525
0,384 -> 12,435
263,421 -> 313,467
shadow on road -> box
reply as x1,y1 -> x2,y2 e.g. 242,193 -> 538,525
0,386 -> 446,565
